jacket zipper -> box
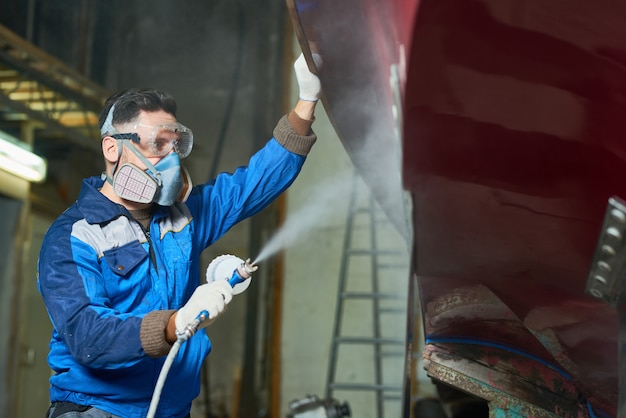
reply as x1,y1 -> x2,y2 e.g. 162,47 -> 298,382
142,225 -> 158,273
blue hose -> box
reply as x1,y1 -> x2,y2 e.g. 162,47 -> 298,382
425,335 -> 607,417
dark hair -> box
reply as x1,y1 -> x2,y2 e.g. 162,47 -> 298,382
98,88 -> 178,129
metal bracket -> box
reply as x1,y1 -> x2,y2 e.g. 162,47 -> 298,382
585,196 -> 626,307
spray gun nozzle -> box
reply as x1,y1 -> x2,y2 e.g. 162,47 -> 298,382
240,258 -> 258,278
233,259 -> 257,281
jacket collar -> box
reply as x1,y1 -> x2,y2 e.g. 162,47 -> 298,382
76,176 -> 169,225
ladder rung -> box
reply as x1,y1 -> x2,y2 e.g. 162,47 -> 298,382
380,307 -> 407,314
378,263 -> 409,269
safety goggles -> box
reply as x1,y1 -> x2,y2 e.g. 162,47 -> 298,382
112,122 -> 193,159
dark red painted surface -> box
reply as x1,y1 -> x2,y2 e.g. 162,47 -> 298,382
288,0 -> 625,415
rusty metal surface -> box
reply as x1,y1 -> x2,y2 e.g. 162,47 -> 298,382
424,344 -> 589,418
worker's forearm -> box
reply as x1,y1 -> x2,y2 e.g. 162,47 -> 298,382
166,313 -> 177,343
140,310 -> 177,357
293,99 -> 317,121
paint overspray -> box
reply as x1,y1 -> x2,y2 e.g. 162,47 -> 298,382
250,124 -> 412,266
252,170 -> 355,265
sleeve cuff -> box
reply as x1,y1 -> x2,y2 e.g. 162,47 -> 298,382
140,310 -> 176,358
288,110 -> 314,135
273,113 -> 317,156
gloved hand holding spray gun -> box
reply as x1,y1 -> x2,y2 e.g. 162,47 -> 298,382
175,255 -> 257,340
147,255 -> 258,418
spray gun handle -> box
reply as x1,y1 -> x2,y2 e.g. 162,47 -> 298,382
229,270 -> 247,287
176,310 -> 210,342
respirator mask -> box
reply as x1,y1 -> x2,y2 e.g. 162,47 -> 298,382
100,104 -> 193,206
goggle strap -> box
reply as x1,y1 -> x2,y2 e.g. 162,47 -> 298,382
100,104 -> 116,137
111,133 -> 141,144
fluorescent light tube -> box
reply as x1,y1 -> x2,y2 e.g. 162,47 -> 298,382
0,131 -> 47,182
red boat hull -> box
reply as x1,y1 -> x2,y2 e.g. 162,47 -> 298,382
288,0 -> 626,415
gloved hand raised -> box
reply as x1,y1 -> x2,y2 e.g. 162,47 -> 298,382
294,52 -> 322,102
175,280 -> 234,333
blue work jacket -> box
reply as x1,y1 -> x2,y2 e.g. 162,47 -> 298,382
37,138 -> 305,418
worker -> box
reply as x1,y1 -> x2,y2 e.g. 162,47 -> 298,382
38,52 -> 322,418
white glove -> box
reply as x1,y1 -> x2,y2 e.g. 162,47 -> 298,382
294,52 -> 322,102
175,280 -> 234,332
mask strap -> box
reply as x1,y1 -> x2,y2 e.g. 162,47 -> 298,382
102,137 -> 126,185
101,104 -> 123,185
101,139 -> 163,187
120,140 -> 163,186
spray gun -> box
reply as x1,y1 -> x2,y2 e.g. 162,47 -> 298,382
147,254 -> 258,418
205,254 -> 258,294
175,255 -> 258,342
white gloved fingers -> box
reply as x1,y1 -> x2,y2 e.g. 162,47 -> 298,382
294,52 -> 306,70
205,291 -> 226,320
209,279 -> 234,304
175,280 -> 234,331
175,284 -> 207,331
198,283 -> 227,320
294,52 -> 322,102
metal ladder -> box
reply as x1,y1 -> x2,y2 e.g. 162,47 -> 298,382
325,171 -> 410,418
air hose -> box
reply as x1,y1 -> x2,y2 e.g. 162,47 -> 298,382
146,255 -> 257,418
